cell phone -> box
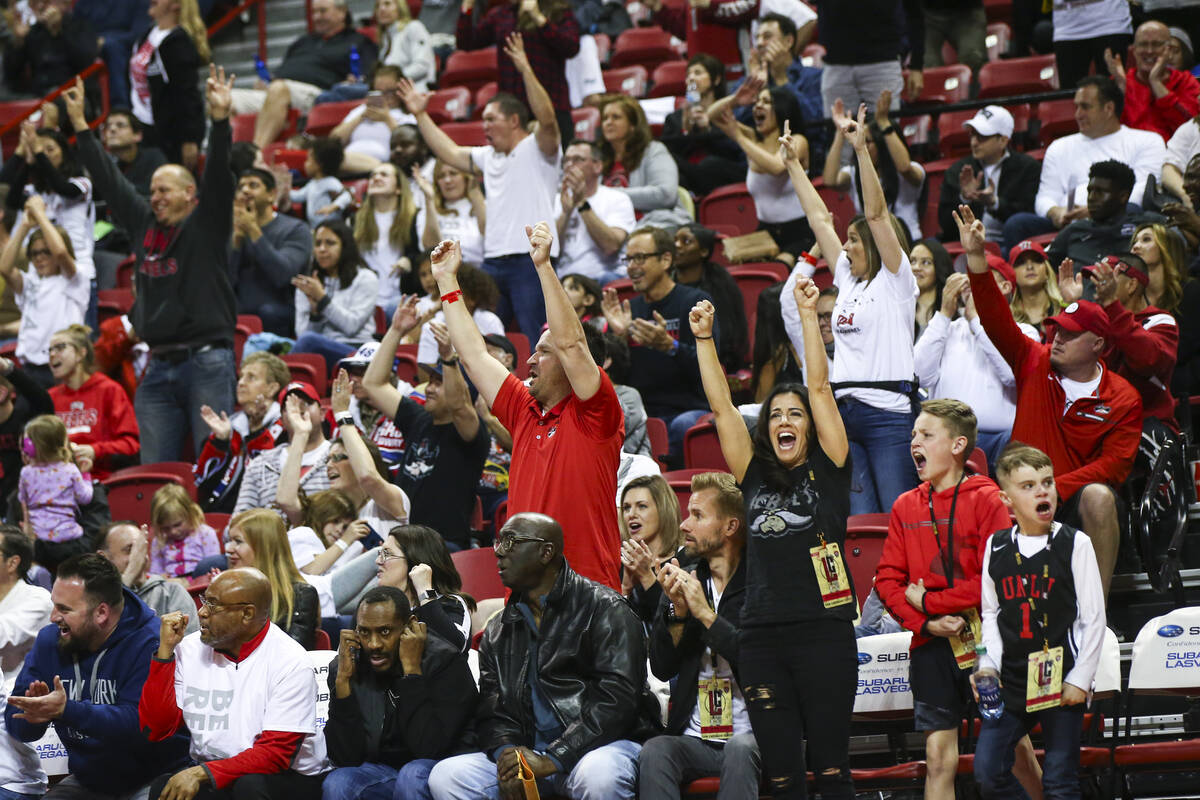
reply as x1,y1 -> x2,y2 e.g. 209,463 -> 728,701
366,91 -> 385,108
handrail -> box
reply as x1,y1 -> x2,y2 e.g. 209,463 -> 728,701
0,59 -> 110,141
205,0 -> 268,64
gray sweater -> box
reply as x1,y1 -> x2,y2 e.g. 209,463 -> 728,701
617,140 -> 691,228
229,213 -> 312,323
136,577 -> 199,633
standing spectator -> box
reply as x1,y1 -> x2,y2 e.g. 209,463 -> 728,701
1003,77 -> 1166,251
936,106 -> 1041,245
1008,239 -> 1065,333
374,524 -> 478,648
139,570 -> 328,800
413,161 -> 487,268
660,54 -> 747,198
127,0 -> 208,171
330,66 -> 419,174
912,238 -> 954,340
353,162 -> 418,316
1046,160 -> 1164,269
1,0 -> 96,98
230,168 -> 312,338
374,0 -> 435,91
599,96 -> 691,228
96,521 -> 199,629
672,224 -> 749,373
398,33 -> 561,341
293,221 -> 381,371
922,0 -> 986,75
71,0 -> 152,111
229,0 -> 378,150
427,512 -> 656,800
1050,0 -> 1131,90
5,554 -> 191,800
19,414 -> 93,571
0,357 -> 54,507
554,139 -> 636,285
67,69 -> 237,463
100,110 -> 167,198
1104,21 -> 1200,143
433,224 -> 626,590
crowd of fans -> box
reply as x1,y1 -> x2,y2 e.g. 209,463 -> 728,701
0,0 -> 1199,796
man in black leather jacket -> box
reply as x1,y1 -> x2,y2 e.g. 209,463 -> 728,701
427,512 -> 660,800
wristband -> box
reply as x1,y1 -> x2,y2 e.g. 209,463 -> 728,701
335,413 -> 354,428
334,539 -> 350,552
441,289 -> 463,304
694,335 -> 713,340
879,125 -> 896,136
440,355 -> 460,367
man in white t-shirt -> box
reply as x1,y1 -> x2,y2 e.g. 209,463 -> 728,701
139,569 -> 328,800
554,140 -> 636,285
1002,75 -> 1165,251
398,34 -> 561,341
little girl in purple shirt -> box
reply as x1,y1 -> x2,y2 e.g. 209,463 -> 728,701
19,414 -> 93,570
148,483 -> 222,578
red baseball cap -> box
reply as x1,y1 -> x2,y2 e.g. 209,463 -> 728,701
277,381 -> 320,405
986,254 -> 1017,286
1008,240 -> 1047,265
1081,254 -> 1149,286
1045,300 -> 1109,338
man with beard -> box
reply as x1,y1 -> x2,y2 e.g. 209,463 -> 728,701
5,554 -> 189,800
139,568 -> 329,800
637,471 -> 760,800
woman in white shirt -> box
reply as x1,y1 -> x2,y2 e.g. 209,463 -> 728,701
781,100 -> 919,515
911,239 -> 954,340
293,221 -> 381,371
375,0 -> 435,90
354,162 -> 418,316
412,159 -> 486,267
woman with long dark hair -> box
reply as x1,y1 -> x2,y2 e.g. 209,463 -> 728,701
673,223 -> 748,372
376,524 -> 476,649
292,220 -> 380,370
659,53 -> 746,196
911,238 -> 954,340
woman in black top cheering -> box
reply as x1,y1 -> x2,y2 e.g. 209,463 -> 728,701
689,277 -> 857,799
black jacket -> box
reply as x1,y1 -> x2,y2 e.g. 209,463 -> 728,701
3,15 -> 96,95
325,626 -> 478,767
132,26 -> 206,164
937,150 -> 1041,242
1046,211 -> 1166,270
477,562 -> 662,770
648,556 -> 746,736
283,581 -> 319,650
75,119 -> 236,349
0,366 -> 53,502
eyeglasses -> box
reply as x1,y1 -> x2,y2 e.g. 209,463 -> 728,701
198,595 -> 253,613
494,533 -> 549,556
618,252 -> 664,268
1134,39 -> 1168,50
376,548 -> 407,563
48,342 -> 70,353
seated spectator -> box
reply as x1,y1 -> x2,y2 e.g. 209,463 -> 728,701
233,381 -> 331,516
223,509 -> 321,648
936,106 -> 1041,245
231,167 -> 313,337
0,197 -> 86,387
353,163 -> 418,316
1,0 -> 96,99
196,352 -> 289,513
601,226 -> 716,466
0,356 -> 54,507
5,554 -> 191,799
147,483 -> 221,579
660,54 -> 747,197
291,489 -> 365,572
1162,115 -> 1199,206
330,65 -> 418,174
1061,253 -> 1178,429
389,125 -> 434,193
414,160 -> 486,268
336,342 -> 409,475
47,324 -> 139,481
323,585 -> 478,800
1131,221 -> 1190,315
416,268 -> 504,365
319,0 -> 435,106
1047,160 -> 1165,269
427,512 -> 657,800
600,95 -> 692,228
126,0 -> 208,170
100,109 -> 167,198
140,568 -> 328,800
618,474 -> 683,620
97,521 -> 199,630
1004,76 -> 1166,251
751,12 -> 823,126
639,472 -> 758,800
911,238 -> 954,340
958,204 -> 1142,595
293,220 -> 381,371
363,302 -> 489,551
1165,27 -> 1199,78
672,224 -> 749,372
1165,164 -> 1200,395
710,79 -> 816,264
923,0 -> 986,75
229,0 -> 378,149
824,92 -> 926,241
376,524 -> 477,648
1008,239 -> 1065,334
285,138 -> 353,229
1104,21 -> 1200,142
555,139 -> 636,285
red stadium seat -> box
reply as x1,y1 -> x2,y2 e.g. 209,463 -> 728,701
920,157 -> 958,244
699,183 -> 757,236
899,114 -> 931,153
977,54 -> 1058,98
232,108 -> 300,144
472,82 -> 498,119
304,100 -> 360,137
662,469 -> 716,517
800,43 -> 825,68
426,86 -> 472,124
729,262 -> 788,282
312,629 -> 332,650
234,314 -> 262,366
602,66 -> 649,98
683,421 -> 728,471
983,0 -> 1012,23
605,277 -> 636,305
281,353 -> 328,397
441,121 -> 488,147
1035,98 -> 1077,147
440,47 -> 499,93
812,176 -> 856,241
910,65 -> 972,103
570,107 -> 601,141
985,22 -> 1012,62
966,446 -> 989,478
451,546 -> 506,600
264,145 -> 308,171
204,512 -> 231,533
97,288 -> 134,324
505,332 -> 531,379
115,255 -> 136,288
731,269 -> 779,336
648,59 -> 689,98
844,513 -> 889,608
610,26 -> 679,71
103,463 -> 198,524
646,417 -> 669,466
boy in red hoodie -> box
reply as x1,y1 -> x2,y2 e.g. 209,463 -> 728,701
876,399 -> 1038,800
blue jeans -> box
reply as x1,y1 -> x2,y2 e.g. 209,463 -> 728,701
1001,212 -> 1056,255
323,759 -> 436,800
293,331 -> 360,373
666,408 -> 709,470
135,345 -> 236,463
481,254 -> 546,342
838,397 -> 917,515
975,704 -> 1083,800
314,81 -> 369,106
975,429 -> 1012,475
0,789 -> 41,799
428,741 -> 642,800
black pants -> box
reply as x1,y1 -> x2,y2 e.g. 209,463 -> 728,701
148,770 -> 323,800
33,535 -> 92,573
740,619 -> 857,799
1054,33 -> 1132,92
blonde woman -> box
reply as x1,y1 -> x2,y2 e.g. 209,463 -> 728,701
376,0 -> 435,90
1008,239 -> 1065,334
1130,222 -> 1187,314
619,474 -> 684,621
128,0 -> 209,170
354,162 -> 417,315
412,160 -> 486,267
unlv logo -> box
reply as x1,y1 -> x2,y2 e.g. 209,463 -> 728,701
837,312 -> 855,327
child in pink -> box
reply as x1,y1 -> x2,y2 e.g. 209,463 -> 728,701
147,483 -> 222,578
19,414 -> 93,570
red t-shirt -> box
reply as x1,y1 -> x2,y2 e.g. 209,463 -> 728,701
492,370 -> 625,590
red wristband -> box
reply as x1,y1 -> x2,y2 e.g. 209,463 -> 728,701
441,289 -> 463,304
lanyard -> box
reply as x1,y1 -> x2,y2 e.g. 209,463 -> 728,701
928,474 -> 965,586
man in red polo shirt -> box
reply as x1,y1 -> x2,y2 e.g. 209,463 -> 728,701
432,223 -> 624,590
956,206 -> 1142,596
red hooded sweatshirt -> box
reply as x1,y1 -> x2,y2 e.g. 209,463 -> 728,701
50,371 -> 140,480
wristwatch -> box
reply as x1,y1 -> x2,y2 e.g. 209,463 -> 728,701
421,588 -> 438,602
879,125 -> 897,136
440,355 -> 460,367
579,201 -> 592,213
334,412 -> 354,428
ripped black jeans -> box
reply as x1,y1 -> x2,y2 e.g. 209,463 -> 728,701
740,619 -> 858,799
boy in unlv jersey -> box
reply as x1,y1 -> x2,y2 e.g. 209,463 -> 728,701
876,399 -> 1039,800
974,444 -> 1106,800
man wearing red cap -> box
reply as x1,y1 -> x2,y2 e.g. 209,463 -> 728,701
233,382 -> 332,516
956,206 -> 1142,595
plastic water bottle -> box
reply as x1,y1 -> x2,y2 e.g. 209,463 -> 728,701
974,645 -> 1004,721
349,47 -> 362,79
685,78 -> 700,105
254,56 -> 271,83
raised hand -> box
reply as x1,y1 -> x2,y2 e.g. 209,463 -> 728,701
391,294 -> 422,335
777,119 -> 804,164
1088,258 -> 1117,306
657,559 -> 688,612
410,165 -> 435,198
830,98 -> 851,133
396,78 -> 428,115
732,72 -> 765,107
285,394 -> 312,439
839,102 -> 869,152
601,287 -> 633,336
157,611 -> 190,659
205,64 -> 235,121
688,299 -> 715,339
793,276 -> 818,314
429,320 -> 454,360
503,32 -> 531,74
1149,54 -> 1170,88
430,240 -> 462,285
398,617 -> 427,672
22,194 -> 46,220
940,272 -> 969,317
525,221 -> 553,265
331,369 -> 353,414
1057,258 -> 1082,304
335,629 -> 359,688
711,106 -> 737,137
62,77 -> 88,132
951,204 -> 986,255
1103,48 -> 1124,82
620,537 -> 658,589
408,562 -> 433,597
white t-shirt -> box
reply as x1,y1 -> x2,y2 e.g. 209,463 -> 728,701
15,268 -> 89,365
129,26 -> 172,125
343,106 -> 418,164
0,680 -> 46,795
682,580 -> 751,740
1035,126 -> 1166,216
471,133 -> 561,258
1060,368 -> 1103,414
415,197 -> 484,267
847,163 -> 926,241
173,624 -> 328,775
566,35 -> 606,109
361,209 -> 408,311
830,250 -> 917,413
745,167 -> 805,224
1051,0 -> 1131,42
1165,118 -> 1200,171
553,185 -> 636,281
20,182 -> 96,282
288,527 -> 363,574
0,580 -> 51,691
417,307 -> 504,364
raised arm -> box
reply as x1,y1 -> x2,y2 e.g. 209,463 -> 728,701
397,79 -> 474,173
275,395 -> 313,525
363,296 -> 423,418
821,118 -> 850,192
843,102 -> 905,273
504,33 -> 559,159
793,277 -> 847,465
23,195 -> 76,279
429,321 -> 482,442
873,90 -> 922,186
0,214 -> 33,296
780,123 -> 843,262
412,168 -> 443,250
955,205 -> 1028,369
689,300 -> 752,481
531,221 -> 602,400
331,370 -> 412,520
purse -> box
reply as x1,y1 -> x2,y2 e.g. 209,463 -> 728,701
720,230 -> 780,263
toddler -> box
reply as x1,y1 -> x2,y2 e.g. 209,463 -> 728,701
289,137 -> 353,227
18,414 -> 93,570
148,483 -> 222,578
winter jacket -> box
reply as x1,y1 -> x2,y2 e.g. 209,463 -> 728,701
195,407 -> 286,513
